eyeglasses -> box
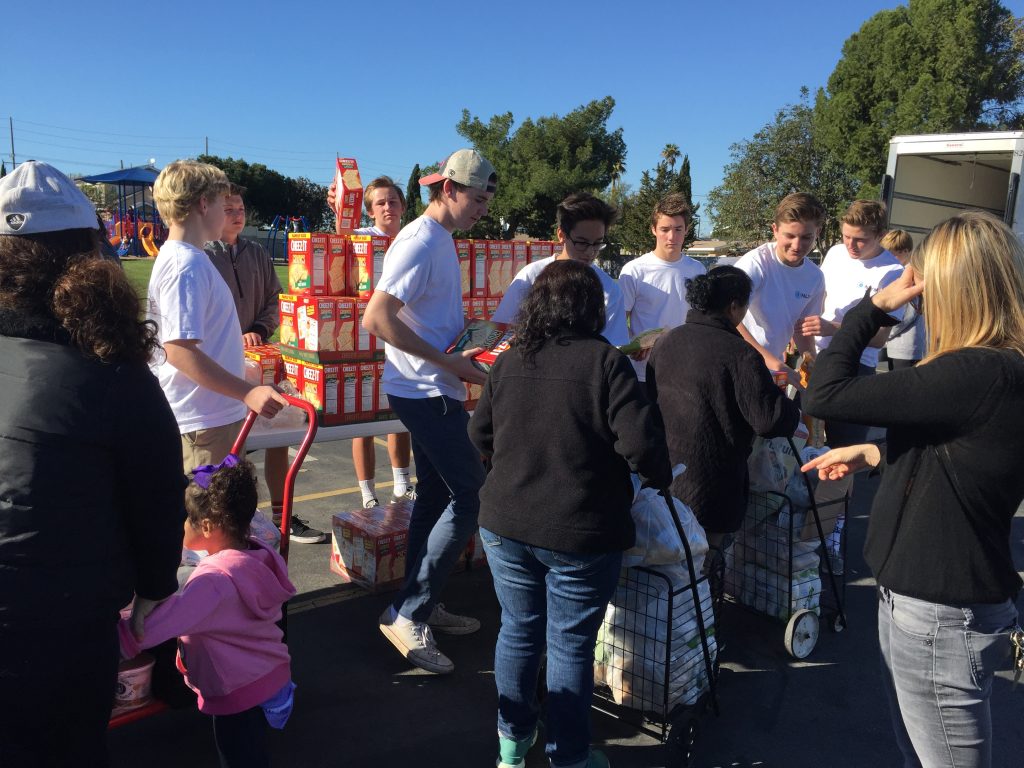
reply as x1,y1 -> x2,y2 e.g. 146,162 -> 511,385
568,237 -> 608,253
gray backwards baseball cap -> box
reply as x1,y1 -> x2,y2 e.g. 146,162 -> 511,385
0,161 -> 98,235
419,149 -> 497,193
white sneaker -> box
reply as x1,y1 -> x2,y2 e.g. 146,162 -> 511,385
379,608 -> 454,674
428,603 -> 481,635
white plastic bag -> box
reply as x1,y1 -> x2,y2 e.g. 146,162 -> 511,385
622,466 -> 708,570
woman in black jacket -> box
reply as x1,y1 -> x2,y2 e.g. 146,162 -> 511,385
646,266 -> 800,546
803,212 -> 1024,768
0,162 -> 184,768
469,260 -> 671,768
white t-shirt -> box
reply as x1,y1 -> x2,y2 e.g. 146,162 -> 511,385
816,243 -> 904,368
735,242 -> 826,361
354,225 -> 386,236
147,240 -> 247,433
375,216 -> 465,400
618,252 -> 705,380
491,256 -> 629,347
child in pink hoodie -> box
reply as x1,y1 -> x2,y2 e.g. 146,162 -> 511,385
119,456 -> 296,768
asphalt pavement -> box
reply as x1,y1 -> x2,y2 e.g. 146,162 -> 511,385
107,437 -> 1024,768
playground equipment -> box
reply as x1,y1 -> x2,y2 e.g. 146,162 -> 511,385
266,214 -> 309,264
79,166 -> 165,258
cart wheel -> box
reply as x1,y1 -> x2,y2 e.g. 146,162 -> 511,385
831,613 -> 846,634
667,714 -> 699,768
784,609 -> 820,659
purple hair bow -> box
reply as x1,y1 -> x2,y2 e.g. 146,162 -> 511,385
191,453 -> 240,489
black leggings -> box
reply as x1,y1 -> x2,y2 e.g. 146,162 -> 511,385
212,706 -> 269,768
887,357 -> 919,371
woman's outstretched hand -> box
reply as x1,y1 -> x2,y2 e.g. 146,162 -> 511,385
801,443 -> 882,481
871,266 -> 923,314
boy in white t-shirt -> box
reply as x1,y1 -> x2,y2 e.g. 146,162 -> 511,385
799,199 -> 903,446
735,193 -> 827,389
329,176 -> 416,509
491,192 -> 627,346
618,192 -> 705,381
149,160 -> 286,472
364,149 -> 496,675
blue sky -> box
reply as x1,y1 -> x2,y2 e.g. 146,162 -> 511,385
6,0 -> 1023,234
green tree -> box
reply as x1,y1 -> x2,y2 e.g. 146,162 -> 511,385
615,152 -> 701,258
198,155 -> 329,230
815,0 -> 1024,194
403,164 -> 422,226
454,97 -> 626,238
661,143 -> 681,171
707,89 -> 858,247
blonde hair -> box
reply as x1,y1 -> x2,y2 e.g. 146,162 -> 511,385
841,199 -> 887,234
153,160 -> 229,224
881,229 -> 912,254
912,211 -> 1024,362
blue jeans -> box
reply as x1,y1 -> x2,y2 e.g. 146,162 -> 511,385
480,527 -> 622,768
388,394 -> 485,622
877,587 -> 1018,768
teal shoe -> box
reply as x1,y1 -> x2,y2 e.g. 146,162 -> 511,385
557,749 -> 610,768
497,729 -> 538,767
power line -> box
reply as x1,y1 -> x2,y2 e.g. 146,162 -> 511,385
16,127 -> 199,151
8,117 -> 200,141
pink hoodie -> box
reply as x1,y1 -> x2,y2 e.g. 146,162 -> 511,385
119,538 -> 296,715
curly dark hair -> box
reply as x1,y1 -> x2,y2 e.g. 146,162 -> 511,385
684,265 -> 752,315
0,228 -> 159,364
512,259 -> 605,362
185,460 -> 259,545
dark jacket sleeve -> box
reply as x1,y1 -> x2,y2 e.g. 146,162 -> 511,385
804,297 -> 986,434
606,351 -> 673,490
112,364 -> 186,601
252,242 -> 282,339
733,347 -> 800,438
467,363 -> 496,461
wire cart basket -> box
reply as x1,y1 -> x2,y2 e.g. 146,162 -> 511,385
592,491 -> 719,767
721,437 -> 849,658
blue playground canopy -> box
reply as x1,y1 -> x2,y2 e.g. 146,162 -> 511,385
78,165 -> 159,186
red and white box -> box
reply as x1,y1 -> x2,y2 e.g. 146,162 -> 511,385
471,241 -> 488,297
330,500 -> 411,592
469,297 -> 487,320
333,158 -> 363,234
278,293 -> 298,349
455,238 -> 472,299
288,233 -> 339,296
512,240 -> 528,278
527,241 -> 554,263
348,234 -> 389,298
243,345 -> 282,385
485,297 -> 500,320
486,241 -> 514,297
296,295 -> 339,354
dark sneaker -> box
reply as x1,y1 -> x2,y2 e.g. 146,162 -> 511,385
392,486 -> 417,504
428,603 -> 481,635
289,516 -> 326,544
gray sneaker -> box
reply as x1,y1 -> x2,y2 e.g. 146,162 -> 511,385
379,608 -> 454,674
428,603 -> 481,635
363,497 -> 380,509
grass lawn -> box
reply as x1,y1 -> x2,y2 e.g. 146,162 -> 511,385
122,258 -> 289,342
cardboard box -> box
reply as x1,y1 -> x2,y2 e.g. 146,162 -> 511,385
296,359 -> 365,426
486,241 -> 514,297
375,361 -> 393,420
358,362 -> 377,420
512,240 -> 528,278
348,234 -> 389,298
329,500 -> 411,592
333,158 -> 363,234
471,241 -> 487,297
278,293 -> 298,348
464,380 -> 483,411
527,241 -> 555,263
327,234 -> 347,295
244,345 -> 282,385
281,355 -> 302,391
287,233 -> 335,295
485,297 -> 500,320
296,295 -> 338,353
447,319 -> 511,374
462,298 -> 471,318
455,239 -> 472,299
469,298 -> 487,320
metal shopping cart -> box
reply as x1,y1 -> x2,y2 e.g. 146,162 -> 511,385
592,490 -> 719,768
723,436 -> 848,659
109,395 -> 317,727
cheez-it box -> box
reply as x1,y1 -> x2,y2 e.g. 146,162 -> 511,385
296,296 -> 338,353
469,298 -> 487,320
281,355 -> 302,394
455,239 -> 472,299
471,241 -> 487,297
512,240 -> 528,278
278,293 -> 298,348
329,501 -> 411,592
333,158 -> 363,234
348,234 -> 389,298
244,345 -> 282,385
486,241 -> 514,297
485,297 -> 500,320
288,233 -> 332,295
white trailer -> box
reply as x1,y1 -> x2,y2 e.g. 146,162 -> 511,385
882,131 -> 1024,244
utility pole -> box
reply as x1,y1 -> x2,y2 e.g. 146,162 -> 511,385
205,136 -> 209,154
9,117 -> 14,167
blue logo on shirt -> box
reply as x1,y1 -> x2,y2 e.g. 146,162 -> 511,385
795,291 -> 810,299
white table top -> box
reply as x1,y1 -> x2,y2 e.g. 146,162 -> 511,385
246,418 -> 406,450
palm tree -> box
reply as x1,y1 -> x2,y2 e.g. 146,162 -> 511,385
610,159 -> 625,193
661,144 -> 681,171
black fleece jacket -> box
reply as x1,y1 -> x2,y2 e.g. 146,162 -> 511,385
646,311 -> 800,533
0,310 -> 185,626
469,334 -> 672,554
804,298 -> 1024,604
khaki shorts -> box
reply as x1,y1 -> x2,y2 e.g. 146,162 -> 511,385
181,420 -> 244,475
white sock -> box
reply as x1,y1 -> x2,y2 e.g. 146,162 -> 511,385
391,605 -> 413,626
392,467 -> 411,497
359,480 -> 376,505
